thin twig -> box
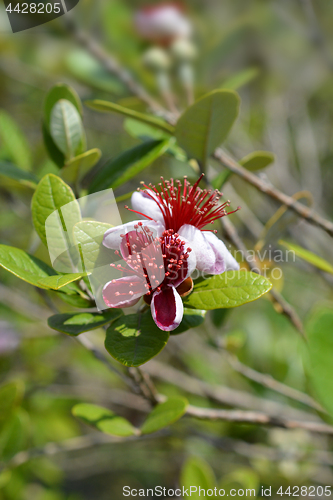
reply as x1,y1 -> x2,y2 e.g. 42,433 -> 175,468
224,352 -> 324,413
215,148 -> 333,238
144,360 -> 320,422
185,405 -> 333,434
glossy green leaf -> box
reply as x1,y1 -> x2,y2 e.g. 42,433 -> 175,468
38,273 -> 87,290
0,244 -> 56,288
171,309 -> 206,335
175,90 -> 240,162
141,397 -> 188,434
89,139 -> 171,193
184,271 -> 272,310
0,409 -> 29,461
72,403 -> 137,436
0,110 -> 32,171
181,456 -> 216,500
124,118 -> 171,141
48,309 -> 123,335
279,240 -> 333,275
61,148 -> 102,184
85,99 -> 174,135
31,174 -> 81,250
50,100 -> 83,160
0,161 -> 38,188
42,122 -> 65,168
105,312 -> 169,367
44,83 -> 83,127
240,151 -> 275,171
305,308 -> 333,416
73,221 -> 113,271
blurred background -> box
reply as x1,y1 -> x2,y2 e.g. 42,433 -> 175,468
0,1 -> 333,498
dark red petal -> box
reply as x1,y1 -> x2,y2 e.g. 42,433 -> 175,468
151,286 -> 183,331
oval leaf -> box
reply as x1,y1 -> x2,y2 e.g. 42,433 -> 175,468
175,90 -> 240,162
305,308 -> 333,416
240,151 -> 275,171
0,244 -> 56,288
48,309 -> 123,336
72,403 -> 138,437
85,99 -> 174,135
184,271 -> 272,310
32,174 -> 81,249
279,240 -> 333,275
44,83 -> 83,128
50,100 -> 83,159
141,397 -> 188,434
105,312 -> 169,367
61,148 -> 102,184
89,139 -> 171,193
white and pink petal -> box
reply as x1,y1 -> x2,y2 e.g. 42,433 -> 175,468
102,275 -> 147,309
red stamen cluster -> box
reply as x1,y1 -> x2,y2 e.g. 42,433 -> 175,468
110,224 -> 191,299
126,174 -> 240,232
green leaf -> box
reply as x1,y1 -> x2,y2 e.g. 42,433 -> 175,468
61,148 -> 102,184
44,83 -> 83,127
73,221 -> 113,271
222,67 -> 259,90
31,174 -> 81,250
184,271 -> 272,310
0,110 -> 32,170
0,161 -> 38,188
171,309 -> 206,335
141,397 -> 188,434
50,100 -> 83,160
0,409 -> 29,461
38,273 -> 87,290
48,309 -> 123,336
85,99 -> 174,135
72,403 -> 137,436
0,380 -> 24,426
105,312 -> 169,367
240,151 -> 275,171
89,139 -> 171,193
180,456 -> 216,500
305,308 -> 333,416
43,83 -> 85,167
175,90 -> 240,163
279,240 -> 333,275
124,118 -> 171,141
0,244 -> 56,288
42,122 -> 65,168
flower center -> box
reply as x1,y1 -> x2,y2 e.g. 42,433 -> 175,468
110,225 -> 191,297
126,174 -> 240,232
